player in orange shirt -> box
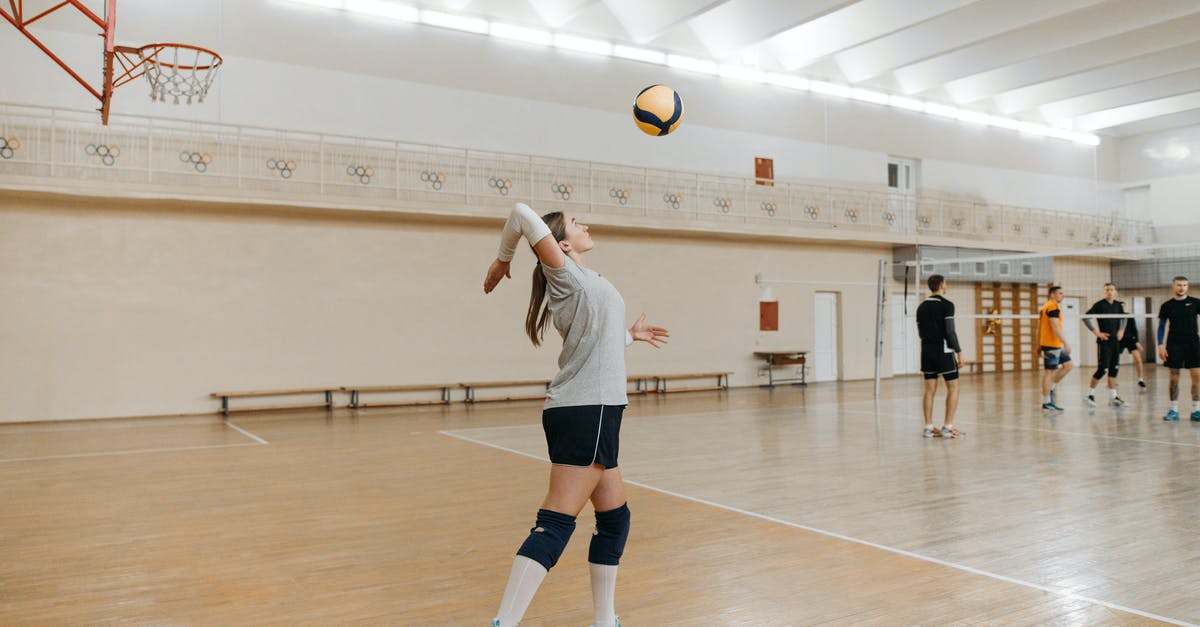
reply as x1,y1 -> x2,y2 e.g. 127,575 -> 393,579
1037,285 -> 1074,411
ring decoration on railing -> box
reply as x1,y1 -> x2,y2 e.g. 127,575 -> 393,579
663,192 -> 683,209
420,170 -> 445,190
179,150 -> 214,173
1011,223 -> 1023,234
713,197 -> 733,214
0,104 -> 1153,247
0,136 -> 19,159
844,207 -> 860,223
85,143 -> 121,166
488,176 -> 512,196
760,201 -> 777,217
917,214 -> 933,228
266,158 -> 297,179
551,183 -> 573,201
346,164 -> 374,185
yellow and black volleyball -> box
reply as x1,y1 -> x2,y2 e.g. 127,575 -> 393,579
633,85 -> 683,136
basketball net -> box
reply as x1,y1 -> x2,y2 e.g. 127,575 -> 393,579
139,44 -> 223,105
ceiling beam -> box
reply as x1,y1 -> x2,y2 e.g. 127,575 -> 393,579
893,0 -> 1200,95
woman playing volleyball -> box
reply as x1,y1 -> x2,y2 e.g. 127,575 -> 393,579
483,202 -> 669,627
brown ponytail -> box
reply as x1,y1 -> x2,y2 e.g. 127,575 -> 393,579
524,211 -> 567,346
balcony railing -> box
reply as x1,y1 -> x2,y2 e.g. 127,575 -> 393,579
0,103 -> 1152,249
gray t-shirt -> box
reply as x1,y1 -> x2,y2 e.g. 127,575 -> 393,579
541,256 -> 628,409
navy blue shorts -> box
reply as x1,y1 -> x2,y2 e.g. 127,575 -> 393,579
542,404 -> 625,469
1041,346 -> 1072,370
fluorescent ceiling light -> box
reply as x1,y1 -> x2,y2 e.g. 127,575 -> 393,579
421,10 -> 487,33
987,115 -> 1021,130
668,55 -> 718,75
719,65 -> 765,82
1017,122 -> 1050,136
345,0 -> 416,20
764,73 -> 809,90
490,22 -> 552,46
850,88 -> 888,105
1071,132 -> 1101,146
925,102 -> 960,118
809,81 -> 850,98
888,95 -> 924,111
554,34 -> 611,56
288,0 -> 343,7
613,45 -> 665,64
956,109 -> 991,125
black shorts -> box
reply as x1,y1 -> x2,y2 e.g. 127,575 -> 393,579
1164,340 -> 1200,370
1094,341 -> 1120,377
921,348 -> 958,381
1121,336 -> 1141,353
542,404 -> 625,468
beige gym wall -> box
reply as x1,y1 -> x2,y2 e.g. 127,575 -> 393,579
0,196 -> 889,423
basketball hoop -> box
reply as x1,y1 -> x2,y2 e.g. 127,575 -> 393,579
3,1 -> 223,124
137,43 -> 223,105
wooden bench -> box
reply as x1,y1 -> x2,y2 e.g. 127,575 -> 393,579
754,350 -> 807,387
461,380 -> 550,403
346,384 -> 454,408
655,372 -> 731,394
210,387 -> 338,416
628,375 -> 656,394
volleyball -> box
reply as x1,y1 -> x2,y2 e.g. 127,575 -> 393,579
633,85 -> 683,136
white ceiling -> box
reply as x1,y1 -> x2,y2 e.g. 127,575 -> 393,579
15,0 -> 1200,137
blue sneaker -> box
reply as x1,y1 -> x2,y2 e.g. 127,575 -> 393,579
591,618 -> 621,627
492,619 -> 501,627
1192,410 -> 1200,421
1164,409 -> 1180,421
1042,402 -> 1064,411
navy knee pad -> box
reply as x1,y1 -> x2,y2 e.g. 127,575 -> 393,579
588,503 -> 631,566
516,509 -> 577,571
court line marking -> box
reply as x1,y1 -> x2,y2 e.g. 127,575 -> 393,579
438,428 -> 1193,627
0,420 -> 268,463
223,419 -> 269,444
0,442 -> 263,463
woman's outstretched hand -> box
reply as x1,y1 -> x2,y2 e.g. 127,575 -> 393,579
484,259 -> 511,294
630,313 -> 669,348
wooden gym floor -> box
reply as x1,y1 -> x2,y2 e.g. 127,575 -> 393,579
2,369 -> 1198,626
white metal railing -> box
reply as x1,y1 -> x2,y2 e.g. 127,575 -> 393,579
0,103 -> 1153,249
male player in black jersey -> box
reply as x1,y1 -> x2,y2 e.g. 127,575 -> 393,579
1084,283 -> 1127,407
1158,276 -> 1200,421
916,274 -> 963,438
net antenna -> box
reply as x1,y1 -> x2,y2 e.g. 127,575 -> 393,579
1,1 -> 221,124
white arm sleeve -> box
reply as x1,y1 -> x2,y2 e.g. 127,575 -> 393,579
497,202 -> 553,262
625,330 -> 634,347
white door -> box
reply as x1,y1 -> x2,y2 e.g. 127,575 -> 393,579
891,296 -> 918,374
1062,297 -> 1081,359
813,292 -> 839,382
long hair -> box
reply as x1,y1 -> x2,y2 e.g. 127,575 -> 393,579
525,211 -> 567,347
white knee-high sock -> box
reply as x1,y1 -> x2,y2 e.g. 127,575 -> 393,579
496,556 -> 548,626
590,563 -> 619,627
